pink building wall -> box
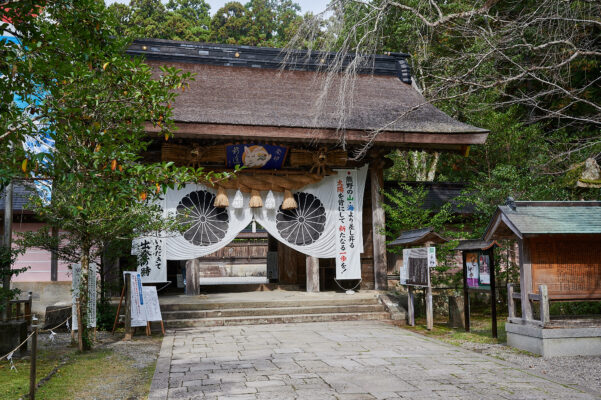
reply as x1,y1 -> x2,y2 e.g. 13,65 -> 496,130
11,222 -> 72,282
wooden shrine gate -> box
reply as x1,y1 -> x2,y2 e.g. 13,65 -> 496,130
129,39 -> 488,293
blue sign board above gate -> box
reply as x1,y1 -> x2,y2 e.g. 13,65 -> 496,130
226,144 -> 288,169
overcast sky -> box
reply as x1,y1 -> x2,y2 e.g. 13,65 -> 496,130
105,0 -> 327,15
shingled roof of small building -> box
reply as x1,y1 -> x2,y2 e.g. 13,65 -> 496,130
388,227 -> 448,246
129,39 -> 488,146
483,201 -> 601,240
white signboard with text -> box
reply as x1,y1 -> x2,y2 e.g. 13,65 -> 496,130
127,272 -> 148,327
142,286 -> 163,322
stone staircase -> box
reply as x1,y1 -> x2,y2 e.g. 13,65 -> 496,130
161,294 -> 405,330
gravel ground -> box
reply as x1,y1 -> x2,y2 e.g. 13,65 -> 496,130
458,341 -> 601,394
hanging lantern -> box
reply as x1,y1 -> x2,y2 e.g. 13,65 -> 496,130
249,189 -> 263,208
264,190 -> 276,210
214,186 -> 229,208
232,189 -> 244,209
282,189 -> 297,210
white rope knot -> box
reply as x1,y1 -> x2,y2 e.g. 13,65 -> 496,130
7,351 -> 17,372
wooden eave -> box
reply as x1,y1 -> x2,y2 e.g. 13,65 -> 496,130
146,122 -> 488,148
483,208 -> 523,241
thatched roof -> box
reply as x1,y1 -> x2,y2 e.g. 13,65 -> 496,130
130,39 -> 488,147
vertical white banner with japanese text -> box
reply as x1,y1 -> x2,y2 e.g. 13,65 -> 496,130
334,169 -> 361,280
132,236 -> 167,284
71,263 -> 81,331
87,263 -> 97,328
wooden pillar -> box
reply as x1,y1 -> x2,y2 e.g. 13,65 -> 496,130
462,251 -> 470,332
124,275 -> 132,340
407,287 -> 415,326
518,238 -> 533,320
370,164 -> 387,290
489,249 -> 498,338
306,256 -> 319,293
185,259 -> 199,296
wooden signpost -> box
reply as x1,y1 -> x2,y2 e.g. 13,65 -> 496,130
456,240 -> 499,338
400,246 -> 436,330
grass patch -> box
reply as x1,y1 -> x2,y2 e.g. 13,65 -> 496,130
404,314 -> 507,346
0,346 -> 73,399
0,341 -> 156,400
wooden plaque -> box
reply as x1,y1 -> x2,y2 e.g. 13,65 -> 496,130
529,235 -> 601,300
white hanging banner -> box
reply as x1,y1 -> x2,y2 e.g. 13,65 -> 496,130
164,184 -> 253,260
253,165 -> 368,261
334,169 -> 361,280
131,165 -> 368,282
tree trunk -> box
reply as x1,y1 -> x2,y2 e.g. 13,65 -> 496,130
78,246 -> 91,351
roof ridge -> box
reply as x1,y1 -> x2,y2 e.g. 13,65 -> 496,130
128,39 -> 412,83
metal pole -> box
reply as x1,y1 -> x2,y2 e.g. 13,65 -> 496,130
29,323 -> 39,400
2,180 -> 13,321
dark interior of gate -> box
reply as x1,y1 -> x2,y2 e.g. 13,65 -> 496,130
131,39 -> 488,294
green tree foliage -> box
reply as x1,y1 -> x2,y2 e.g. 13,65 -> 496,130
210,2 -> 251,44
108,0 -> 213,42
2,0 -> 229,350
108,0 -> 303,47
317,0 -> 601,213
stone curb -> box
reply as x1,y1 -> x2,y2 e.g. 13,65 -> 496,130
149,334 -> 174,400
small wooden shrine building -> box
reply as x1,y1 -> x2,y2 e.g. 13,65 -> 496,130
128,39 -> 488,292
484,200 -> 601,356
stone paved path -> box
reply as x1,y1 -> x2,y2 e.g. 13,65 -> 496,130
149,321 -> 600,400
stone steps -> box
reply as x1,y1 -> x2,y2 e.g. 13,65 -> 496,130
160,297 -> 380,312
162,304 -> 386,320
164,311 -> 394,329
159,293 -> 406,330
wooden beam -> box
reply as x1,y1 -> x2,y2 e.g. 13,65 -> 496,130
306,256 -> 319,293
370,164 -> 387,290
146,122 -> 489,146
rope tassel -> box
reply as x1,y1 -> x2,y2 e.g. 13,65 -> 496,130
282,190 -> 297,210
249,189 -> 263,208
214,186 -> 229,208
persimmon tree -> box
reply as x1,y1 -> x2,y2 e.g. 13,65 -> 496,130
2,0 -> 227,351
